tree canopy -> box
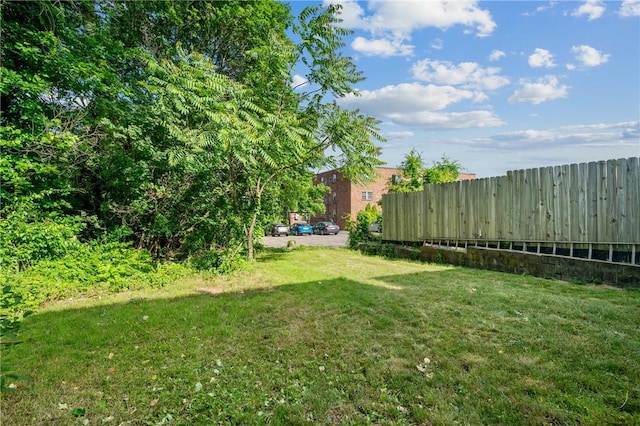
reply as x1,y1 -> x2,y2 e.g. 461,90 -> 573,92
1,0 -> 384,269
388,150 -> 463,193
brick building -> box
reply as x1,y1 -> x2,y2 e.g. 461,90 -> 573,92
310,167 -> 476,229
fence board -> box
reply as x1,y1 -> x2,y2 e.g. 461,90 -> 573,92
628,158 -> 640,243
488,177 -> 497,238
576,162 -> 587,241
596,161 -> 607,241
541,167 -> 554,240
568,164 -> 579,241
607,159 -> 619,242
559,164 -> 571,241
586,161 -> 598,241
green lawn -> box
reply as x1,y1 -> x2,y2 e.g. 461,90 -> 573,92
3,247 -> 639,425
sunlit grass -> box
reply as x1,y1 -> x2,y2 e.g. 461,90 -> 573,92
3,247 -> 639,425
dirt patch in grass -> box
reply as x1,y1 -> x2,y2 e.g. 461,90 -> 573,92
195,286 -> 225,295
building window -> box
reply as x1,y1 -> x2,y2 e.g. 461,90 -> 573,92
332,173 -> 337,183
361,191 -> 373,201
320,177 -> 325,183
392,174 -> 401,184
332,192 -> 336,200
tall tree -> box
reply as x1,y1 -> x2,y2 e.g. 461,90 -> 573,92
128,3 -> 383,260
389,148 -> 425,193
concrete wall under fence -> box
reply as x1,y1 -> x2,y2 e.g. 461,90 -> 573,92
358,243 -> 640,288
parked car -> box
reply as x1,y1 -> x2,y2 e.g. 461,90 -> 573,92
269,223 -> 290,237
369,221 -> 381,233
290,222 -> 313,236
313,221 -> 340,235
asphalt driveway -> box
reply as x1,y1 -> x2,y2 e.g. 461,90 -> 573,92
262,231 -> 348,248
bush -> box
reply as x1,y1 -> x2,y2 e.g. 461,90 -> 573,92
188,247 -> 248,275
0,242 -> 194,327
0,206 -> 85,272
346,211 -> 375,250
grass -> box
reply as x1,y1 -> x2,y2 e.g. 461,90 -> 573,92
2,247 -> 639,425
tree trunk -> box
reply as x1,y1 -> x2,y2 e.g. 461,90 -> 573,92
246,211 -> 258,262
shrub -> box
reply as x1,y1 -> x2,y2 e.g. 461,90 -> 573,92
188,246 -> 248,275
0,242 -> 194,327
0,205 -> 85,272
346,211 -> 374,250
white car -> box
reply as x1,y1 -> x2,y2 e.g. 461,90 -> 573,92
270,223 -> 290,236
369,221 -> 381,233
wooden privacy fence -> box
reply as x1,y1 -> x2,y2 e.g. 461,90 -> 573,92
382,158 -> 640,263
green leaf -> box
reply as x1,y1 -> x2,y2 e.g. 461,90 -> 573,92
71,407 -> 86,417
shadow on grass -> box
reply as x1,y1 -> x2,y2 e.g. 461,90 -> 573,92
3,269 -> 640,426
2,276 -> 420,424
254,246 -> 294,262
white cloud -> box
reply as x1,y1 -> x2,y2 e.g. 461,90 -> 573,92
380,120 -> 639,177
528,48 -> 556,68
383,131 -> 414,140
619,0 -> 640,17
452,121 -> 640,151
342,83 -> 476,113
491,129 -> 555,144
508,76 -> 570,104
328,0 -> 496,57
291,75 -> 308,90
571,45 -> 610,67
388,110 -> 505,130
411,59 -> 510,91
488,122 -> 639,149
560,121 -> 640,136
489,50 -> 506,61
535,1 -> 558,14
326,0 -> 369,28
362,1 -> 495,36
572,0 -> 606,21
431,38 -> 444,50
522,1 -> 558,16
351,36 -> 413,57
339,83 -> 504,129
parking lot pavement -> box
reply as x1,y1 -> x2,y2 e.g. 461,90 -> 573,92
261,231 -> 349,248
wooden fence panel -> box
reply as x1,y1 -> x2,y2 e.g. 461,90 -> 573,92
381,158 -> 639,244
541,167 -> 554,240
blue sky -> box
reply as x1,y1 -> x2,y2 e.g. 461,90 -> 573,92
288,0 -> 640,178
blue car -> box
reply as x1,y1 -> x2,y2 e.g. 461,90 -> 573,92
290,222 -> 313,236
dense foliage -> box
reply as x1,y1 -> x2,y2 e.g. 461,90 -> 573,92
388,149 -> 463,193
346,205 -> 381,249
1,0 -> 383,269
